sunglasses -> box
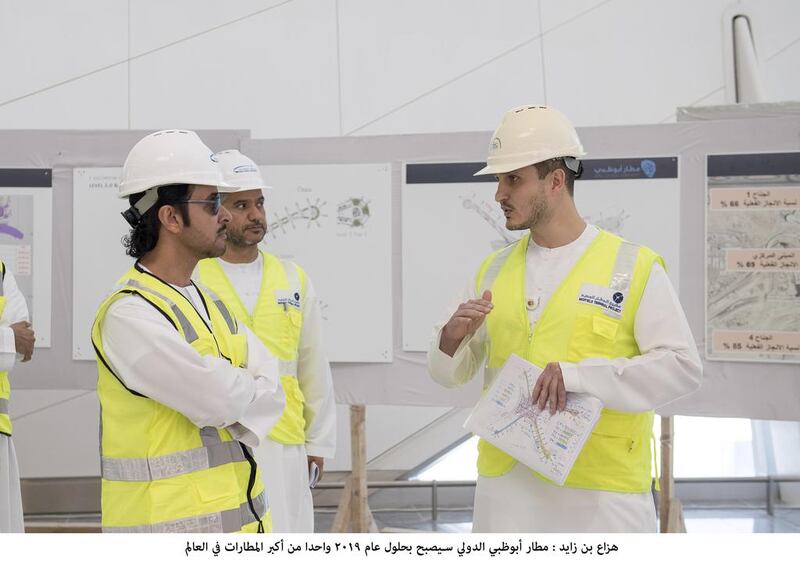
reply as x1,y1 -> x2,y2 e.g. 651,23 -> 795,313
179,193 -> 222,215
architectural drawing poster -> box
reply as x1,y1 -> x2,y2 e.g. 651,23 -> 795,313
706,152 -> 800,362
402,158 -> 679,352
0,169 -> 53,347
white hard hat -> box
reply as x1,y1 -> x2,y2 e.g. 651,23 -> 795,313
474,105 -> 586,176
212,149 -> 271,193
118,129 -> 231,199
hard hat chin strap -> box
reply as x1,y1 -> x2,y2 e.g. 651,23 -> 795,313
121,187 -> 159,228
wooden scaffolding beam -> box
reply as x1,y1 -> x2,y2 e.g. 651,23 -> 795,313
660,415 -> 686,533
331,405 -> 377,533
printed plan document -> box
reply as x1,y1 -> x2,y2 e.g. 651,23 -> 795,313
464,355 -> 603,485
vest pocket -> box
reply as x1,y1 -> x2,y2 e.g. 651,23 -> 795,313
145,475 -> 229,525
585,410 -> 638,465
257,309 -> 301,352
567,409 -> 652,492
576,430 -> 636,477
568,314 -> 618,360
194,463 -> 239,505
592,315 -> 619,340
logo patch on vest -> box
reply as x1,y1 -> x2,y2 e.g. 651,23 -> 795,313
577,283 -> 625,316
276,289 -> 301,310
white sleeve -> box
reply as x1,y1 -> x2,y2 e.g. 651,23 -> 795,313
426,281 -> 488,388
0,267 -> 30,373
101,295 -> 285,447
296,277 -> 336,458
561,263 -> 702,412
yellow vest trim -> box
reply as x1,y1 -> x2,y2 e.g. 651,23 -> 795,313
474,230 -> 663,493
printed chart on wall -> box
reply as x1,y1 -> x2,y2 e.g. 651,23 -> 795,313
72,167 -> 130,360
706,152 -> 800,363
401,158 -> 679,352
0,169 -> 54,347
402,163 -> 524,352
574,157 -> 680,287
260,163 -> 392,362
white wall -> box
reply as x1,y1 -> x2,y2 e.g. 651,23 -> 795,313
3,0 -> 800,477
3,0 -> 799,135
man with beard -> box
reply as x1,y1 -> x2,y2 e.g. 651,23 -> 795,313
196,150 -> 335,533
427,105 -> 701,532
92,130 -> 286,532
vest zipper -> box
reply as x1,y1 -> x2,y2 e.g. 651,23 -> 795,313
240,443 -> 265,533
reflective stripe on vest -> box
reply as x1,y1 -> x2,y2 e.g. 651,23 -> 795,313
102,427 -> 246,481
104,491 -> 267,533
281,259 -> 301,292
121,279 -> 200,344
479,241 -> 518,293
0,398 -> 8,415
280,359 -> 298,377
200,286 -> 238,335
478,241 -> 522,392
475,230 -> 661,492
605,241 -> 639,319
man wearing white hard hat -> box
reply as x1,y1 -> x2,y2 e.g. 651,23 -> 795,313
92,130 -> 286,533
427,106 -> 701,532
196,150 -> 335,533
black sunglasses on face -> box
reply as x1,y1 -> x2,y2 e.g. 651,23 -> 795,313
179,193 -> 222,215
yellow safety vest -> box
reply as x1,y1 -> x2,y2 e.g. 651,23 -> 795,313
92,264 -> 270,533
0,260 -> 10,436
475,230 -> 663,493
197,252 -> 306,445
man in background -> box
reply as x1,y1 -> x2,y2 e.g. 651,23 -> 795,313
197,150 -> 336,532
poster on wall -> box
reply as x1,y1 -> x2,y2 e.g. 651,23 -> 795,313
73,164 -> 393,364
401,158 -> 679,352
72,167 -> 130,360
0,169 -> 53,347
574,157 -> 680,286
260,163 -> 393,363
706,152 -> 800,363
401,163 -> 524,352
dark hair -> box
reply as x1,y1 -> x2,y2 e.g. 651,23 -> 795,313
122,184 -> 192,258
534,158 -> 579,197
